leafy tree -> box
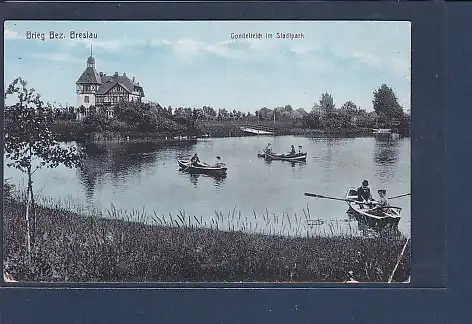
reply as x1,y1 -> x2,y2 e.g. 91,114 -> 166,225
82,108 -> 110,133
217,108 -> 229,121
202,106 -> 216,120
4,78 -> 85,255
372,84 -> 404,126
192,108 -> 204,123
339,101 -> 359,128
258,107 -> 273,121
318,93 -> 335,115
167,105 -> 173,116
341,101 -> 358,115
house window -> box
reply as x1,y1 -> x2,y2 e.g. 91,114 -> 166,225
84,96 -> 90,104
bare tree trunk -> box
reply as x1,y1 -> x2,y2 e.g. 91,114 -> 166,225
29,173 -> 36,245
25,179 -> 32,262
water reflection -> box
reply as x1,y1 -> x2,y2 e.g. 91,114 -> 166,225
373,137 -> 401,182
4,136 -> 409,238
347,210 -> 402,238
77,141 -> 197,201
263,158 -> 306,168
182,171 -> 227,188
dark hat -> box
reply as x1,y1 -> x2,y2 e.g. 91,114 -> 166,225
362,180 -> 369,186
216,156 -> 221,159
378,189 -> 386,194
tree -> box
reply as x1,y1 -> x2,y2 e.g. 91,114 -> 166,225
4,78 -> 85,256
318,93 -> 335,115
339,101 -> 359,128
167,105 -> 173,116
372,84 -> 404,126
82,108 -> 110,133
202,106 -> 216,120
258,107 -> 273,121
340,101 -> 358,115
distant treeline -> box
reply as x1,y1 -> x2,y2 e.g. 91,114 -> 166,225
50,83 -> 410,139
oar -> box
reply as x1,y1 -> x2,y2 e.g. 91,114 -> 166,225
304,193 -> 361,204
389,193 -> 410,200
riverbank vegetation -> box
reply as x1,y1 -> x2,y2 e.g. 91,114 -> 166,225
3,184 -> 410,283
3,78 -> 411,283
47,82 -> 410,141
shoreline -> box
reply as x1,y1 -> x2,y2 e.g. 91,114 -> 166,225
52,120 -> 409,143
3,192 -> 411,283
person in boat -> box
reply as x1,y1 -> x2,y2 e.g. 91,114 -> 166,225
298,145 -> 303,154
371,189 -> 390,215
190,153 -> 200,166
214,156 -> 225,168
376,189 -> 389,207
357,180 -> 373,208
290,145 -> 296,155
265,143 -> 272,154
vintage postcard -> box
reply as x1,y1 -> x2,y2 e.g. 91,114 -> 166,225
3,20 -> 411,283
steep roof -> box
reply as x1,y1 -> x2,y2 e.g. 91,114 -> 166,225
76,67 -> 101,84
97,75 -> 144,96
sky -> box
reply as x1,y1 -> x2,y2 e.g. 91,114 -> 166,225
4,20 -> 410,113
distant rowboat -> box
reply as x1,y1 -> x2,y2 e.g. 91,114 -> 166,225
178,159 -> 227,175
373,128 -> 392,134
264,151 -> 307,162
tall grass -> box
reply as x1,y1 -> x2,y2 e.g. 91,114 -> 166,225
3,186 -> 410,283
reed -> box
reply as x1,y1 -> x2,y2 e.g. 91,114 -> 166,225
3,186 -> 410,283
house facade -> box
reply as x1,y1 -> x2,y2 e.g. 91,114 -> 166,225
75,50 -> 145,120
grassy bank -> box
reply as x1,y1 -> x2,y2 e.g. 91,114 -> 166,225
3,191 -> 410,283
51,120 -> 381,142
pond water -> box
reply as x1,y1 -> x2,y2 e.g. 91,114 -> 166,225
4,135 -> 411,237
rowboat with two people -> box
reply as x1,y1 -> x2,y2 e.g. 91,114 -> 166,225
178,153 -> 227,175
304,181 -> 409,230
345,187 -> 402,229
258,143 -> 307,162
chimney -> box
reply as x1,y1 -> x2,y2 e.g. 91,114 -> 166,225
123,72 -> 126,77
132,76 -> 135,82
99,72 -> 103,77
114,72 -> 118,77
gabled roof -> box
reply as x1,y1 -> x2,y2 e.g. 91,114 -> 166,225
97,75 -> 144,96
76,67 -> 101,84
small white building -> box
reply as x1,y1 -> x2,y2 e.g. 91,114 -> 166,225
75,47 -> 145,120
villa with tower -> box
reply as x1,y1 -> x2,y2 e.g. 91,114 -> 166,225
75,46 -> 145,120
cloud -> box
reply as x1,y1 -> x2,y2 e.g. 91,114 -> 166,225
62,33 -> 278,63
290,43 -> 410,82
29,52 -> 83,64
4,25 -> 21,40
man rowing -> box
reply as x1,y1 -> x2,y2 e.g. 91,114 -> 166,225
265,143 -> 272,154
190,153 -> 200,166
357,179 -> 373,208
290,145 -> 296,155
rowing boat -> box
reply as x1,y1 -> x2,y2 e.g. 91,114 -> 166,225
345,188 -> 401,228
265,151 -> 307,161
178,159 -> 227,175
